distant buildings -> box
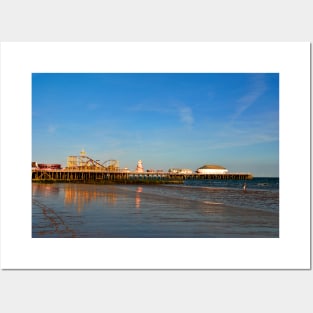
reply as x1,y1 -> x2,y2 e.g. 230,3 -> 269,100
32,162 -> 62,170
168,168 -> 193,174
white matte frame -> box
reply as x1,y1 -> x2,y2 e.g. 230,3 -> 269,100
0,42 -> 310,269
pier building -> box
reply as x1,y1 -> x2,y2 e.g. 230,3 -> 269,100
196,164 -> 229,174
168,168 -> 193,174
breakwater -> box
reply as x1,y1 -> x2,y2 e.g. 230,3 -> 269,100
32,169 -> 253,184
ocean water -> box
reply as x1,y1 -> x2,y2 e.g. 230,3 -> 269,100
32,178 -> 279,238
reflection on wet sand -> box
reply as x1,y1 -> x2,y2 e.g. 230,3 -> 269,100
135,186 -> 142,209
32,182 -> 279,238
64,184 -> 117,213
32,183 -> 59,196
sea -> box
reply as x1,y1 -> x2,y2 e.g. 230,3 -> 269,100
32,177 -> 279,238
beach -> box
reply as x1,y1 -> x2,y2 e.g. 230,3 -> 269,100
32,178 -> 279,238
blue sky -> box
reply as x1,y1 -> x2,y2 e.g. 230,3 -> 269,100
32,73 -> 279,176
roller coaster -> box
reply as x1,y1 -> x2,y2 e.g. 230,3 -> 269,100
66,153 -> 119,171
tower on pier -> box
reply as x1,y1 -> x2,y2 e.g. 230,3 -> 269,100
136,160 -> 144,173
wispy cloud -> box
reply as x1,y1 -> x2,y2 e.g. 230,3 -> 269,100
207,112 -> 279,150
176,104 -> 194,127
231,76 -> 267,122
207,132 -> 278,150
130,102 -> 194,128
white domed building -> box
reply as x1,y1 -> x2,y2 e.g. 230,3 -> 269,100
196,164 -> 228,174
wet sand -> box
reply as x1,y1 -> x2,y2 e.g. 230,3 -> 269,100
32,183 -> 279,238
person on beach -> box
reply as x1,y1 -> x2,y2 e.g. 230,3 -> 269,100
243,182 -> 247,191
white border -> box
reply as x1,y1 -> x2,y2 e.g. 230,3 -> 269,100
0,42 -> 310,269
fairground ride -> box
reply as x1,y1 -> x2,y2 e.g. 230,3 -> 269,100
66,149 -> 119,171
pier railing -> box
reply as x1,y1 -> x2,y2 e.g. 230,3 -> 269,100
32,169 -> 253,183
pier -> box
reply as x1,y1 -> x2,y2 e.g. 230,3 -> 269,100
32,169 -> 253,184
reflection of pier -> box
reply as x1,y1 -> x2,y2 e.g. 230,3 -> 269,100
135,186 -> 142,209
32,169 -> 253,183
64,184 -> 117,213
32,183 -> 60,195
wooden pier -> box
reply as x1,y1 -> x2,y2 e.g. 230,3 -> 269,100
32,169 -> 253,184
